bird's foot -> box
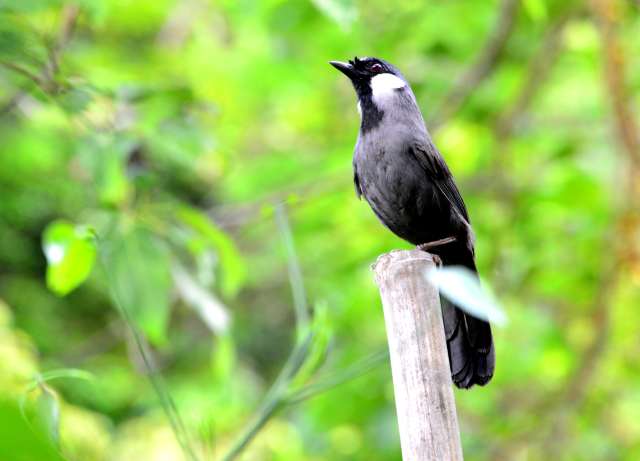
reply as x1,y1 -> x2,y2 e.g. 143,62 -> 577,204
416,236 -> 457,251
416,237 -> 457,267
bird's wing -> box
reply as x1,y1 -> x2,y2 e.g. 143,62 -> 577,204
410,141 -> 470,224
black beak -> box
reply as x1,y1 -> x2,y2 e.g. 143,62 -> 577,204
329,60 -> 356,79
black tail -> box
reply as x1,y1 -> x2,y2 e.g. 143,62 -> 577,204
441,297 -> 495,388
433,247 -> 495,389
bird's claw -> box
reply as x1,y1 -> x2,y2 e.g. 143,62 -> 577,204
417,237 -> 456,266
416,236 -> 457,252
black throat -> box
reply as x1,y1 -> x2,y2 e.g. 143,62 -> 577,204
357,90 -> 384,134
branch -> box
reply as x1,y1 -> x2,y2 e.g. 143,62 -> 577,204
494,2 -> 640,457
44,3 -> 80,85
0,3 -> 80,114
592,0 -> 640,167
429,0 -> 521,128
495,7 -> 579,138
0,60 -> 43,85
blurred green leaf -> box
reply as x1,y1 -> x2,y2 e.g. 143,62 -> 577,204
26,369 -> 95,392
177,206 -> 245,298
96,137 -> 132,207
426,266 -> 507,326
212,333 -> 236,382
523,0 -> 548,22
42,220 -> 96,296
0,400 -> 65,461
56,86 -> 94,115
35,384 -> 59,446
0,18 -> 26,60
103,226 -> 171,345
0,0 -> 64,13
290,302 -> 332,389
286,349 -> 388,406
0,12 -> 46,72
311,0 -> 357,29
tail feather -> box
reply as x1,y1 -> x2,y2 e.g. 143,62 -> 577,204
442,295 -> 495,388
426,241 -> 495,389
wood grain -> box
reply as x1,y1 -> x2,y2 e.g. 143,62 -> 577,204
373,249 -> 463,461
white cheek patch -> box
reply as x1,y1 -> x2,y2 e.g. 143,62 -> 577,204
370,73 -> 406,103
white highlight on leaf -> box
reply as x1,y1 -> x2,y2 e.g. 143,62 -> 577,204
44,243 -> 65,264
311,0 -> 357,29
370,73 -> 406,104
173,264 -> 230,334
426,266 -> 507,326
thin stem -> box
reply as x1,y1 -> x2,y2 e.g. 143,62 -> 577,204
429,0 -> 521,128
0,60 -> 42,85
274,203 -> 310,333
286,349 -> 389,405
97,239 -> 200,461
220,332 -> 314,461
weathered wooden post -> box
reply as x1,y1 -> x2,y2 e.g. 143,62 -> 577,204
373,249 -> 463,461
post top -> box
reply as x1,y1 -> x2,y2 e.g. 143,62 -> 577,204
372,249 -> 437,278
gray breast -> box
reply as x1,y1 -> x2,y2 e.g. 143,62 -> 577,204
354,126 -> 435,242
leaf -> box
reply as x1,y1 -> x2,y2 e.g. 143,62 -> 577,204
0,400 -> 65,461
289,302 -> 332,389
0,12 -> 47,74
0,18 -> 27,60
310,0 -> 357,29
56,86 -> 94,115
35,384 -> 59,446
286,349 -> 388,405
25,369 -> 95,392
523,0 -> 548,22
95,136 -> 132,207
0,0 -> 64,13
426,266 -> 508,326
211,333 -> 235,382
42,220 -> 96,296
176,206 -> 245,297
103,226 -> 172,345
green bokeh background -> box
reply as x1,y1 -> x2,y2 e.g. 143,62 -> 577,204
1,0 -> 639,460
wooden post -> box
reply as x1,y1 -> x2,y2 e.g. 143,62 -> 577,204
373,249 -> 463,461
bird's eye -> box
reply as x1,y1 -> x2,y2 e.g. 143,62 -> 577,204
369,63 -> 383,73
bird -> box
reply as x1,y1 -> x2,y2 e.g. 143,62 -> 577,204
330,56 -> 494,388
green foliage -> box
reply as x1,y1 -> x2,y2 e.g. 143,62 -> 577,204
0,399 -> 65,461
42,221 -> 96,296
176,206 -> 245,298
102,226 -> 172,346
1,1 -> 639,460
34,383 -> 61,446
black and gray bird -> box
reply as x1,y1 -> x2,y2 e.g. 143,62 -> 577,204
330,56 -> 495,388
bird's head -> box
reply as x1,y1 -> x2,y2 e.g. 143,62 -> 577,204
329,56 -> 408,104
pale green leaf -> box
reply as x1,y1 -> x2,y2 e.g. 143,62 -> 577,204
0,400 -> 65,461
104,227 -> 172,345
35,384 -> 59,446
426,266 -> 508,326
26,369 -> 95,392
42,220 -> 96,296
311,0 -> 357,29
177,206 -> 245,297
523,0 -> 548,22
212,333 -> 236,382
